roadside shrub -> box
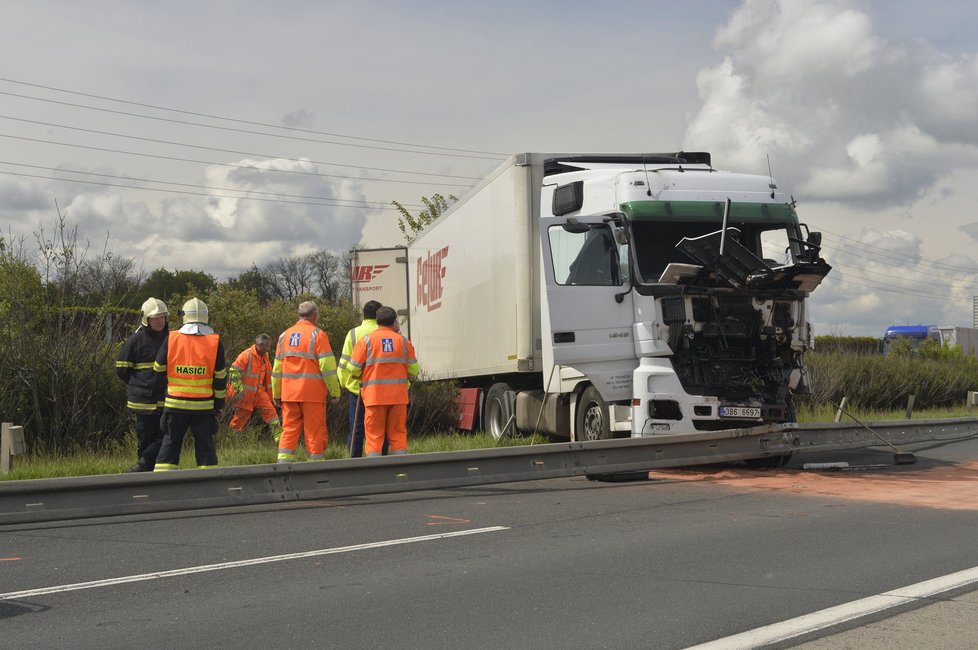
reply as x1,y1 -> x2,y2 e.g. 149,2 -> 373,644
813,335 -> 879,355
408,378 -> 461,438
800,350 -> 978,411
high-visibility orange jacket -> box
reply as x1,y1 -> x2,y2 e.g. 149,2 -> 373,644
154,330 -> 227,412
230,344 -> 272,408
349,326 -> 419,407
271,319 -> 341,402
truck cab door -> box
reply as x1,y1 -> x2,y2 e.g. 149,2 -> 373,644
540,193 -> 637,403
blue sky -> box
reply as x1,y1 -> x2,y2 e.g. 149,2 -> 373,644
1,0 -> 977,336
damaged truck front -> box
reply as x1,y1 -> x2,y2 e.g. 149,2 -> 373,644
538,153 -> 831,443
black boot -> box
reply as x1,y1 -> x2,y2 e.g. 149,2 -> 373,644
124,458 -> 152,473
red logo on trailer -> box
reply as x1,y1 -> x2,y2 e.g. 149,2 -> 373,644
417,246 -> 449,312
352,264 -> 389,283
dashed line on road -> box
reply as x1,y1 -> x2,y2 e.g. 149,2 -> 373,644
686,564 -> 978,649
0,526 -> 508,601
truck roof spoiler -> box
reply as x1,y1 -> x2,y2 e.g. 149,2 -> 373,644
543,152 -> 712,177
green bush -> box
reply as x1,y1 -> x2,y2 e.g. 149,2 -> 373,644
408,378 -> 461,438
800,350 -> 978,411
813,335 -> 879,355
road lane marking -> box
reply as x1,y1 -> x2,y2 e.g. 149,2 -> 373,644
687,565 -> 978,649
0,526 -> 508,601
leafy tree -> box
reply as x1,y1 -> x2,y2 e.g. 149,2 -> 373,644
226,264 -> 269,305
392,193 -> 458,243
142,268 -> 217,301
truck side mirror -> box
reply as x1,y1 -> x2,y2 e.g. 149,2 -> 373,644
807,231 -> 822,248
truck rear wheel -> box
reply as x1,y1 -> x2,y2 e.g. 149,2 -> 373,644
576,386 -> 611,441
483,383 -> 513,441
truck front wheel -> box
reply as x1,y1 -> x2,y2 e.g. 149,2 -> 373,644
483,383 -> 513,440
576,386 -> 611,441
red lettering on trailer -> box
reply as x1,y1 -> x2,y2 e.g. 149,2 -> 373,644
417,246 -> 449,312
352,264 -> 389,283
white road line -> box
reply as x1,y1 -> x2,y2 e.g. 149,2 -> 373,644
0,526 -> 509,601
687,565 -> 978,649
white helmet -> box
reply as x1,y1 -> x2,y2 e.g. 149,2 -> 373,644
140,297 -> 169,327
182,297 -> 209,325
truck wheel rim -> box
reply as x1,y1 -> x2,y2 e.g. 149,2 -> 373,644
583,404 -> 603,440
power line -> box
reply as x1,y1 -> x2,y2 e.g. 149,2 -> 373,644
0,114 -> 485,180
0,90 -> 506,161
824,270 -> 971,303
0,161 -> 421,209
0,133 -> 476,188
821,247 -> 977,290
0,76 -> 508,157
0,169 -> 406,211
820,227 -> 978,275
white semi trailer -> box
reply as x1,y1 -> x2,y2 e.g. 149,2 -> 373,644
353,152 -> 830,451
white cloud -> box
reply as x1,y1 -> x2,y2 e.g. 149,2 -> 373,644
685,0 -> 978,207
683,0 -> 978,335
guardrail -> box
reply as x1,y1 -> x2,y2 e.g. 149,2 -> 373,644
1,418 -> 976,526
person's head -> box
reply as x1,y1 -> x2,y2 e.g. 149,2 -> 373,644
181,297 -> 209,325
254,333 -> 271,355
363,300 -> 381,320
298,300 -> 319,323
140,297 -> 169,331
376,306 -> 397,328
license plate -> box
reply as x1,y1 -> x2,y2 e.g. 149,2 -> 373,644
719,406 -> 761,418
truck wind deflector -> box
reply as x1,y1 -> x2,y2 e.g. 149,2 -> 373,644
676,229 -> 772,289
676,229 -> 832,292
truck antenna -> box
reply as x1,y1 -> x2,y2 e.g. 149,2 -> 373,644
719,197 -> 731,256
642,155 -> 652,196
766,153 -> 777,199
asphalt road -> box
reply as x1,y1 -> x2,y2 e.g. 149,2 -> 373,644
2,437 -> 977,649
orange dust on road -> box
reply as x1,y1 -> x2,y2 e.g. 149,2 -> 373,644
649,461 -> 978,511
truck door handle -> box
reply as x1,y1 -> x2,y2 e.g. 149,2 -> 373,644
554,332 -> 575,343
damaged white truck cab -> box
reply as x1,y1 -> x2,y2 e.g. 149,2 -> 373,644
354,152 -> 830,446
538,153 -> 830,441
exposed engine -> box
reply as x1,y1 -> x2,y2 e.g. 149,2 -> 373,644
659,292 -> 804,423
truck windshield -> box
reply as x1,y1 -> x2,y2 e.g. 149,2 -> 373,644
620,201 -> 801,283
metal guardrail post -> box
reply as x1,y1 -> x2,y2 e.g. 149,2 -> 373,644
0,422 -> 10,476
834,397 -> 848,423
1,423 -> 24,476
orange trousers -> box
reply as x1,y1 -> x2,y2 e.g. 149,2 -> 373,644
230,390 -> 279,432
364,403 -> 407,455
279,401 -> 327,458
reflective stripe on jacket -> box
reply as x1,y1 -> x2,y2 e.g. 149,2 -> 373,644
230,344 -> 272,408
155,331 -> 227,411
349,326 -> 419,407
271,319 -> 341,402
337,318 -> 378,394
116,325 -> 168,411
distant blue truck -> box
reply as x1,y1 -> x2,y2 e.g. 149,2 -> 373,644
883,324 -> 978,356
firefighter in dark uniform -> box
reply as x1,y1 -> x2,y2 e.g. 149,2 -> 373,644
116,297 -> 169,472
153,298 -> 227,470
